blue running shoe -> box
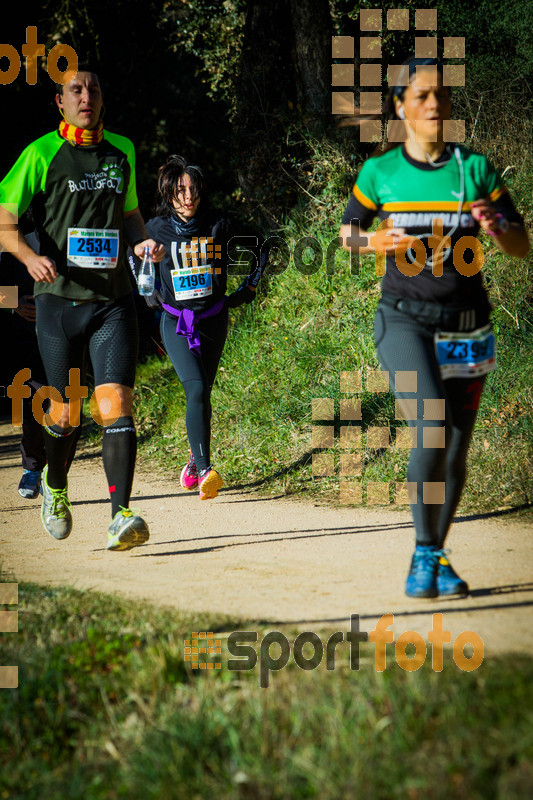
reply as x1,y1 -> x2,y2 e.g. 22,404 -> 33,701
18,469 -> 42,499
436,550 -> 469,596
405,545 -> 439,598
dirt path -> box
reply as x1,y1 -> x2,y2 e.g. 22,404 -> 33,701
1,420 -> 532,655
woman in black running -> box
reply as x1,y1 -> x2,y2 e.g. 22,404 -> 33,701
340,58 -> 529,598
145,155 -> 267,500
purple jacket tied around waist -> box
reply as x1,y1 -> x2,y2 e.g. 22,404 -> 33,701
161,297 -> 228,356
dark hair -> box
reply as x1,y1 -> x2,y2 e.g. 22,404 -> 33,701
156,155 -> 206,217
373,57 -> 447,156
55,64 -> 100,96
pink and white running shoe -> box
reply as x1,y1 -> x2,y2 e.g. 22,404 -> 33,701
180,452 -> 199,491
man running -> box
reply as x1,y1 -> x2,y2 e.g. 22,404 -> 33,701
1,230 -> 48,499
0,69 -> 164,551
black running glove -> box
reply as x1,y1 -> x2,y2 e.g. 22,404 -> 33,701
227,280 -> 256,308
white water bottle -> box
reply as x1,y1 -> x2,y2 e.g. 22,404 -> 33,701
137,245 -> 155,296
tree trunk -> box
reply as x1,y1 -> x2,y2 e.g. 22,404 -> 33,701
234,0 -> 294,221
234,0 -> 332,222
290,0 -> 332,125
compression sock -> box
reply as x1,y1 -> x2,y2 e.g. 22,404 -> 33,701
65,415 -> 83,473
43,424 -> 76,489
102,416 -> 137,517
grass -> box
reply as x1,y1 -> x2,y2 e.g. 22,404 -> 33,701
130,155 -> 532,511
1,579 -> 533,799
74,90 -> 532,513
3,52 -> 532,800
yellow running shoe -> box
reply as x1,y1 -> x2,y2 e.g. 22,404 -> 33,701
198,468 -> 223,500
106,508 -> 150,551
41,465 -> 72,540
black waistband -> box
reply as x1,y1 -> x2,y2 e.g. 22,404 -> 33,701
380,292 -> 491,332
34,293 -> 132,308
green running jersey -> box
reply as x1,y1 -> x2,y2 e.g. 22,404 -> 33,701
342,144 -> 522,303
0,129 -> 138,301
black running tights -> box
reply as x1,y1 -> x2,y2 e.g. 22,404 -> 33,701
160,310 -> 228,471
375,301 -> 486,547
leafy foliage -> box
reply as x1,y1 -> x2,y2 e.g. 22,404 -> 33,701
161,0 -> 247,112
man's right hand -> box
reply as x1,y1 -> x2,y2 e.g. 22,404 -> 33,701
26,255 -> 58,283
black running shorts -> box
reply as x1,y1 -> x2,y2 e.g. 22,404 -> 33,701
35,293 -> 138,399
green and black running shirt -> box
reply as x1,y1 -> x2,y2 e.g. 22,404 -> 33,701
341,144 -> 523,304
0,129 -> 138,301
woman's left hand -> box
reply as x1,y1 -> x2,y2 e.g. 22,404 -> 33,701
471,197 -> 529,256
471,198 -> 505,234
133,239 -> 166,262
227,280 -> 256,308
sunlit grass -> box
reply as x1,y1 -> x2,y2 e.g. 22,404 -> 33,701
133,162 -> 532,510
1,580 -> 532,799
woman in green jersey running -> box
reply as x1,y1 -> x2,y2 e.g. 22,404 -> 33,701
340,57 -> 529,598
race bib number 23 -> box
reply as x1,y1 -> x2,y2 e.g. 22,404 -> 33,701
435,324 -> 496,378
